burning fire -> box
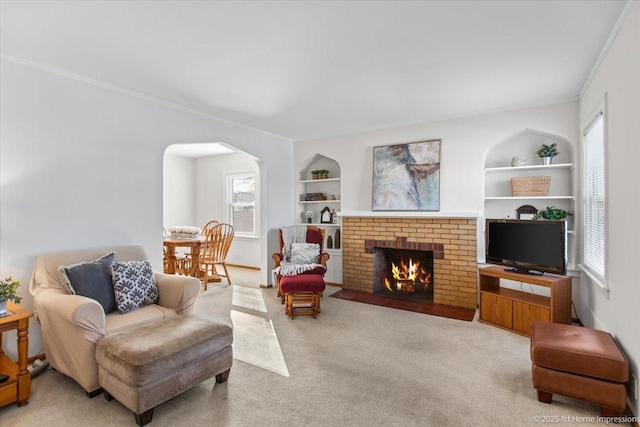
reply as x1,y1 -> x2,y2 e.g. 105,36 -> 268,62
384,258 -> 432,293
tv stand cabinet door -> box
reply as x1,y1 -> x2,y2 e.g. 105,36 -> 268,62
512,301 -> 550,336
480,293 -> 512,330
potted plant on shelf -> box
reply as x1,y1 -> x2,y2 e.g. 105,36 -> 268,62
310,169 -> 330,180
536,143 -> 560,165
533,206 -> 572,220
0,276 -> 22,315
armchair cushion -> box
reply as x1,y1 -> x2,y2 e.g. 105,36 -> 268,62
112,260 -> 159,314
60,252 -> 117,314
290,242 -> 320,264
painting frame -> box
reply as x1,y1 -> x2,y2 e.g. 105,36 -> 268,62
372,139 -> 441,211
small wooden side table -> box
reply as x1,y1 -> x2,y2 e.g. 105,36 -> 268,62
0,302 -> 33,407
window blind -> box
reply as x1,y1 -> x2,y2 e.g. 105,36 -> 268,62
583,112 -> 605,284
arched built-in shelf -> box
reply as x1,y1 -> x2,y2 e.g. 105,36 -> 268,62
483,129 -> 577,270
296,153 -> 343,284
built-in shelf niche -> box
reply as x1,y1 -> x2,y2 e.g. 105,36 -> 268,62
297,153 -> 343,283
483,128 -> 577,271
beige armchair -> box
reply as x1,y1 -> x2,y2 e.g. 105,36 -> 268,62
29,245 -> 201,396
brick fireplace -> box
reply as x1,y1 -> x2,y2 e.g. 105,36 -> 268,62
341,216 -> 477,309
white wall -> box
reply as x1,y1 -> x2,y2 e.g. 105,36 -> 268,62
578,2 -> 640,413
295,100 -> 580,266
195,152 -> 261,268
163,154 -> 196,229
0,58 -> 294,358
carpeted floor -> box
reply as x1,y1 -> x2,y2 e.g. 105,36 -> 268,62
0,267 -> 626,426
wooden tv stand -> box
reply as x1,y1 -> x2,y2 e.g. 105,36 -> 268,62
478,265 -> 571,337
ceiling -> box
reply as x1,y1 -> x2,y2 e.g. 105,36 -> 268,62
0,1 -> 627,142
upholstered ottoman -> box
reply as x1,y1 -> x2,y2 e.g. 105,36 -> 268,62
279,275 -> 326,319
531,322 -> 629,417
96,314 -> 233,426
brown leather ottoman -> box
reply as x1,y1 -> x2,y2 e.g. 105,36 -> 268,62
530,322 -> 629,416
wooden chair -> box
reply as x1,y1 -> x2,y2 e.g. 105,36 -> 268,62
197,223 -> 234,290
162,228 -> 170,273
177,221 -> 219,276
201,220 -> 220,237
163,227 -> 190,275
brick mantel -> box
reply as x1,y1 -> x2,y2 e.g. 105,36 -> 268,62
342,217 -> 477,309
364,237 -> 445,258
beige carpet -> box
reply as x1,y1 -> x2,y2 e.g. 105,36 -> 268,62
0,267 -> 626,426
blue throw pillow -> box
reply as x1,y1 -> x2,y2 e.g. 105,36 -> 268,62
111,260 -> 158,314
60,252 -> 116,313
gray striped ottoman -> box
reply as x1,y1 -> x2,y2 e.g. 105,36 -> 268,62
96,314 -> 233,426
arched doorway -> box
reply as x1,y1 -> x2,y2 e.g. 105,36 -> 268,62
163,142 -> 262,268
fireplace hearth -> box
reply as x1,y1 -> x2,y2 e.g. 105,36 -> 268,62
373,248 -> 434,303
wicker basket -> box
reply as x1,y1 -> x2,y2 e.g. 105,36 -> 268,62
511,176 -> 551,197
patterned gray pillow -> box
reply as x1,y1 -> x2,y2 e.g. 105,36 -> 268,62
111,260 -> 158,314
290,243 -> 320,264
60,252 -> 116,313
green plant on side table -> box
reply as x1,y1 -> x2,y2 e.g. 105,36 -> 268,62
0,276 -> 22,315
536,143 -> 560,165
533,206 -> 572,220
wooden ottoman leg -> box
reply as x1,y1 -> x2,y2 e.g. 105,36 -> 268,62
134,408 -> 154,427
216,369 -> 231,384
285,294 -> 293,318
87,388 -> 103,398
537,390 -> 553,403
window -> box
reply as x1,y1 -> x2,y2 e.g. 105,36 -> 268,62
226,172 -> 257,237
582,111 -> 606,287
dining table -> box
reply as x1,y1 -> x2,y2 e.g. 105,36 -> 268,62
163,236 -> 204,277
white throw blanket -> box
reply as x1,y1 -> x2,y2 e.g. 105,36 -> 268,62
281,225 -> 308,261
273,262 -> 324,277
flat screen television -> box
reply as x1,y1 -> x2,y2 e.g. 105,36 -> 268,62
485,219 -> 567,275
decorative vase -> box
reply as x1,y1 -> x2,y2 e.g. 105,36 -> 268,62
0,300 -> 7,315
542,157 -> 553,165
307,218 -> 312,224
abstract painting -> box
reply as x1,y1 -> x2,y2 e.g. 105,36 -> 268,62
372,139 -> 441,211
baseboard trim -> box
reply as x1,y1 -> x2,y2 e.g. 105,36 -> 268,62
226,263 -> 260,270
28,353 -> 47,364
325,282 -> 343,287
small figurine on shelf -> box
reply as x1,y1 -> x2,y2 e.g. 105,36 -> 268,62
305,211 -> 313,224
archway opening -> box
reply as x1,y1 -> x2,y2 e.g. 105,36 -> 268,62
163,142 -> 262,269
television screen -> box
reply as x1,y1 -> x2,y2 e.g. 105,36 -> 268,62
486,219 -> 567,275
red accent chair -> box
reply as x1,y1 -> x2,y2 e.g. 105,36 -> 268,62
272,226 -> 330,319
272,226 -> 329,301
